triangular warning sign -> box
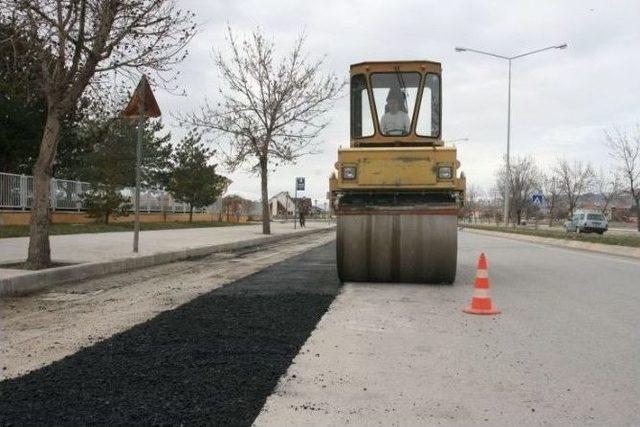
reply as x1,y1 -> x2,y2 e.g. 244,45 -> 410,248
122,75 -> 161,118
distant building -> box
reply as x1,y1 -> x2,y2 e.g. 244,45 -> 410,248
269,191 -> 296,218
267,192 -> 319,218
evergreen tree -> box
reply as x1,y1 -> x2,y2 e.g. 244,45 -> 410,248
78,118 -> 172,188
167,132 -> 229,222
78,117 -> 173,223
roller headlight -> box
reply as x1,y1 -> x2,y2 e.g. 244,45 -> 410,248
437,165 -> 453,180
342,166 -> 357,180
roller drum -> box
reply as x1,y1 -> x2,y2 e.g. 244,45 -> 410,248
337,212 -> 457,284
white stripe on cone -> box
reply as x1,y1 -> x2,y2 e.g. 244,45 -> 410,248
473,289 -> 491,297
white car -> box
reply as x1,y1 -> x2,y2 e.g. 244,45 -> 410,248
564,211 -> 608,235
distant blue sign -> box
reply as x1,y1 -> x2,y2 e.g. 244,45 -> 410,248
532,193 -> 544,205
296,177 -> 305,191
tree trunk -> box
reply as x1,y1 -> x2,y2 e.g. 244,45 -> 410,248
260,157 -> 270,234
105,211 -> 110,225
635,197 -> 640,232
189,205 -> 193,222
26,111 -> 61,269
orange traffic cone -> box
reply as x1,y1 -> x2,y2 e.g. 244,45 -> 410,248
464,253 -> 500,315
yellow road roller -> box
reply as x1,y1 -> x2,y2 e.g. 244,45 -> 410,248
329,60 -> 465,283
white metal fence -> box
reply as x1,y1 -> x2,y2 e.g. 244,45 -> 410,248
0,171 -> 192,213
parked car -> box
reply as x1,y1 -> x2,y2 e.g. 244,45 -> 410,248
564,210 -> 608,234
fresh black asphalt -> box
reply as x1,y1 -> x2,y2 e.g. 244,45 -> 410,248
0,241 -> 340,426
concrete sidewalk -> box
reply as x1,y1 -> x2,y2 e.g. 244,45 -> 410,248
0,221 -> 335,296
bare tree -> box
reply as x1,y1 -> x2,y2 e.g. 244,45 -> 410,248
593,167 -> 621,216
221,194 -> 250,223
605,125 -> 640,231
554,159 -> 593,218
541,173 -> 561,226
2,0 -> 196,268
486,185 -> 503,225
180,27 -> 344,234
497,156 -> 540,225
463,183 -> 482,223
240,198 -> 255,221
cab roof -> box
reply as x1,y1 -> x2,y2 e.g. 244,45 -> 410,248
350,60 -> 441,68
350,60 -> 441,75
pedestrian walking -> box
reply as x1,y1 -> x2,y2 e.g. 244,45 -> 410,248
299,205 -> 306,228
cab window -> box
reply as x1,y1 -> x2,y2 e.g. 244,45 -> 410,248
351,74 -> 374,138
370,72 -> 421,136
416,73 -> 441,137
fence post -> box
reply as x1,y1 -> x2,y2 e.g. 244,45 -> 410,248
76,181 -> 82,211
160,189 -> 166,222
20,174 -> 27,210
50,178 -> 57,210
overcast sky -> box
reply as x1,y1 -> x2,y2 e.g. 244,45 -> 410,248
150,0 -> 640,204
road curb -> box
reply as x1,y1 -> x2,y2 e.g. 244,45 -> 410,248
0,227 -> 335,297
462,227 -> 640,259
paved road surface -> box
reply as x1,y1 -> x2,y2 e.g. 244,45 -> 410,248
256,230 -> 640,426
2,229 -> 638,425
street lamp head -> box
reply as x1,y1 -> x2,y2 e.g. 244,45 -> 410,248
556,43 -> 568,49
454,47 -> 467,52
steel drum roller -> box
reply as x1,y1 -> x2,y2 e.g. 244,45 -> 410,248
337,211 -> 457,283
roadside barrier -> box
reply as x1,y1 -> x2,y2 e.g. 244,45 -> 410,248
463,252 -> 501,315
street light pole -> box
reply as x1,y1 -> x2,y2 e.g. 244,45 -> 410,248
505,58 -> 511,228
455,43 -> 567,226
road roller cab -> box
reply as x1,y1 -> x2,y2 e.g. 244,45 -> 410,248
331,60 -> 465,283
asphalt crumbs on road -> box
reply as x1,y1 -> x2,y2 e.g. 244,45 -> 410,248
0,242 -> 340,426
